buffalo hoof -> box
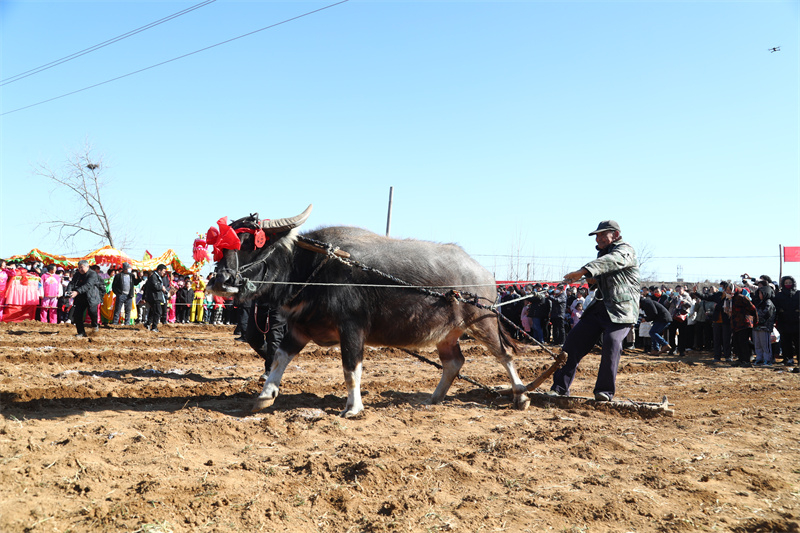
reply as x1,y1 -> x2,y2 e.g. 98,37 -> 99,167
513,393 -> 530,411
341,408 -> 365,419
251,396 -> 275,413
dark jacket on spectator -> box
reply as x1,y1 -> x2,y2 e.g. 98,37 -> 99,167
66,269 -> 103,309
527,292 -> 551,320
774,276 -> 799,329
639,297 -> 672,323
548,291 -> 567,320
144,272 -> 166,305
755,286 -> 776,332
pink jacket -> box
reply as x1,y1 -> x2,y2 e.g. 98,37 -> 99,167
0,268 -> 11,296
41,273 -> 62,298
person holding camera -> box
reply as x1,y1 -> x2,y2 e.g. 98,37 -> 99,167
65,260 -> 103,337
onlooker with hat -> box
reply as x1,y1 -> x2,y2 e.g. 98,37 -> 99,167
549,220 -> 640,402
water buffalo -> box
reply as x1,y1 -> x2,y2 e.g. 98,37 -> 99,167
208,205 -> 530,417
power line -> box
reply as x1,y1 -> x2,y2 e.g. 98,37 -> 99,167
473,254 -> 779,260
0,0 -> 218,86
1,0 -> 350,116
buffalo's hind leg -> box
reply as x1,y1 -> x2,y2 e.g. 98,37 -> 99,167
469,316 -> 530,410
430,333 -> 466,405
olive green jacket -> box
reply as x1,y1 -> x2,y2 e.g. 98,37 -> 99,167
583,240 -> 640,325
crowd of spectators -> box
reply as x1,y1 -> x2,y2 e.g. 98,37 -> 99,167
497,273 -> 799,368
0,258 -> 249,334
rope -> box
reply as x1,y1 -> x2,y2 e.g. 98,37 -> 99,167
399,348 -> 498,395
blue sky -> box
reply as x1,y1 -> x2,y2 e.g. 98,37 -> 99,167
1,0 -> 798,283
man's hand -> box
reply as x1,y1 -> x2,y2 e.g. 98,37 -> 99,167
563,268 -> 589,283
69,291 -> 78,298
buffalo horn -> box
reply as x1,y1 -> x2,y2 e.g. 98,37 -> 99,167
260,204 -> 313,233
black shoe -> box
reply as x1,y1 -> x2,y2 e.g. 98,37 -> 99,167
234,336 -> 247,342
594,392 -> 612,402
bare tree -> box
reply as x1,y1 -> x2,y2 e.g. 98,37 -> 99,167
636,241 -> 657,282
34,142 -> 121,250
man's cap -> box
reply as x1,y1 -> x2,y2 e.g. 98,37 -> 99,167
588,220 -> 621,236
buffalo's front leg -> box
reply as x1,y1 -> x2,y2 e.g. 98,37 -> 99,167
340,324 -> 366,418
252,347 -> 296,412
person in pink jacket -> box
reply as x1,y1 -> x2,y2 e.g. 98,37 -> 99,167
0,259 -> 12,322
40,264 -> 62,323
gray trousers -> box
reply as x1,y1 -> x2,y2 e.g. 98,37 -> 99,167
551,303 -> 632,399
112,293 -> 132,324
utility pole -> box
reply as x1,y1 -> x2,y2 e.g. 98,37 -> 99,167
385,186 -> 394,237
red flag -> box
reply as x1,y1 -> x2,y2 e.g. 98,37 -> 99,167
784,246 -> 800,262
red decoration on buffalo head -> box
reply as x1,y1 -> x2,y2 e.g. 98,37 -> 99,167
254,228 -> 267,249
207,216 -> 242,261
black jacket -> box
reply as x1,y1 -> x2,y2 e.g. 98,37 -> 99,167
144,272 -> 166,304
774,276 -> 799,329
66,269 -> 103,308
755,286 -> 777,331
527,292 -> 551,320
639,297 -> 672,323
548,291 -> 567,319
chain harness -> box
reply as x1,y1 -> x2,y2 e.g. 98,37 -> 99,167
232,234 -> 560,365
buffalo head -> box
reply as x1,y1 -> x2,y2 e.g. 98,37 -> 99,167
209,204 -> 313,297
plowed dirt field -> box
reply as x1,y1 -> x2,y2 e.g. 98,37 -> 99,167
1,321 -> 798,533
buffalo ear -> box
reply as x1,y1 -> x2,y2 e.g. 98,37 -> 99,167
261,204 -> 313,234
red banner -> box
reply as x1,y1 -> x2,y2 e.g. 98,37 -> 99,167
784,246 -> 800,262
